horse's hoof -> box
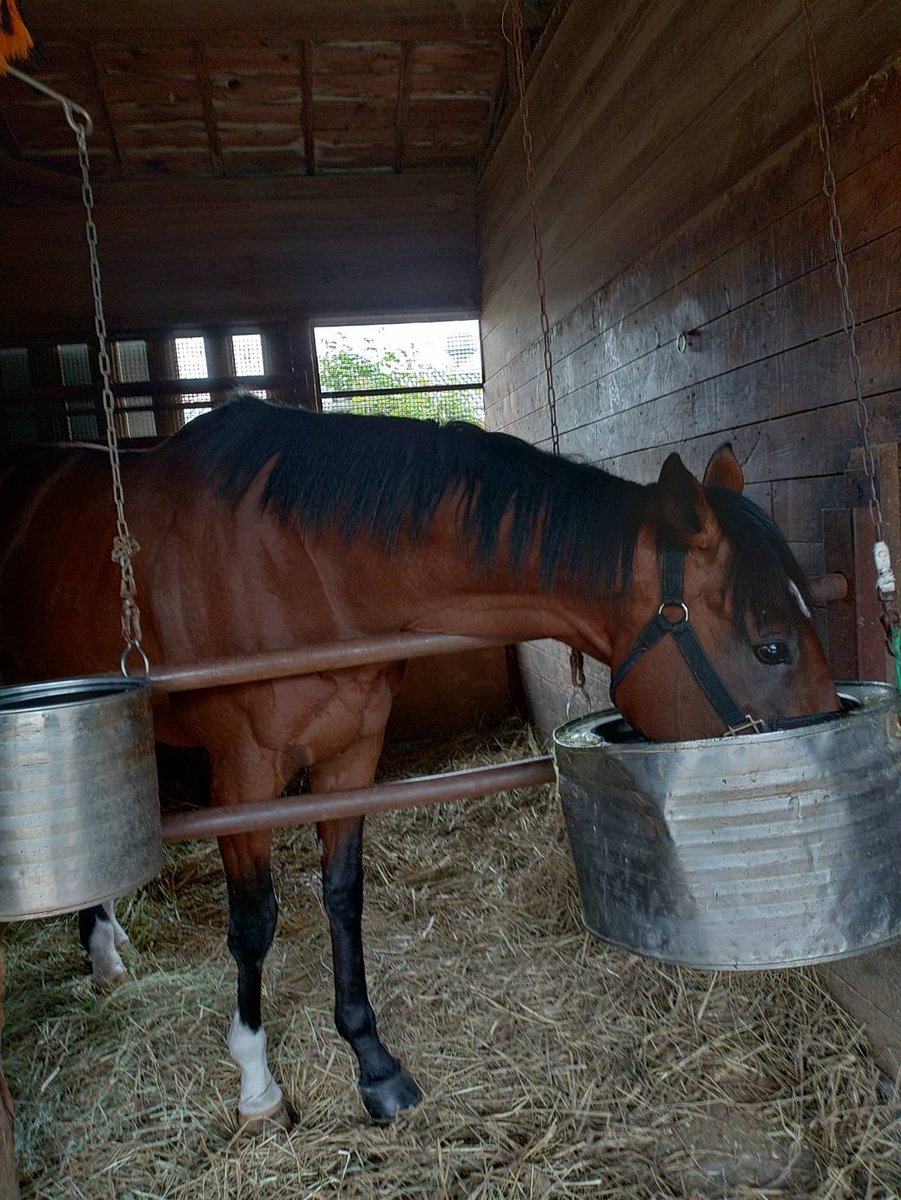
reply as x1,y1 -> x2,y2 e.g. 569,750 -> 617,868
93,966 -> 129,993
359,1065 -> 423,1121
237,1096 -> 297,1137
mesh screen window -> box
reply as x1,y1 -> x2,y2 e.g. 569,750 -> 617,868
232,333 -> 267,398
58,343 -> 97,441
313,320 -> 484,423
0,348 -> 36,444
174,336 -> 212,423
113,339 -> 156,439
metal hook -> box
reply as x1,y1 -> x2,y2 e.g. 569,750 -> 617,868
565,684 -> 592,721
120,642 -> 151,680
4,64 -> 94,137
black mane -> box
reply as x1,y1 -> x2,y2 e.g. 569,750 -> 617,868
172,395 -> 646,597
170,396 -> 809,623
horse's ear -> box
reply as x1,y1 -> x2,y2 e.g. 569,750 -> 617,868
703,443 -> 744,493
657,453 -> 714,547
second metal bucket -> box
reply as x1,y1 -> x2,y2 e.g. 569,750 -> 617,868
0,677 -> 162,921
554,682 -> 901,969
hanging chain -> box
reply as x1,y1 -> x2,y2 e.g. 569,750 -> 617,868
507,0 -> 560,456
799,0 -> 898,659
505,1 -> 589,714
69,108 -> 149,676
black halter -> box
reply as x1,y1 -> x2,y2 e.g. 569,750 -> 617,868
609,543 -> 843,737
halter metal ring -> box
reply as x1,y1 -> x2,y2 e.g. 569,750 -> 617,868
658,601 -> 689,623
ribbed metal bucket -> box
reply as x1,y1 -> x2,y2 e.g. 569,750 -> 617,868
554,682 -> 901,969
0,677 -> 162,920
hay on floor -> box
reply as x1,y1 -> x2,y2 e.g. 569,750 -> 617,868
3,721 -> 898,1199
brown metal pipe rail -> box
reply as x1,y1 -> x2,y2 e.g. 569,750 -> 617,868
151,632 -> 511,693
150,573 -> 851,695
161,755 -> 557,842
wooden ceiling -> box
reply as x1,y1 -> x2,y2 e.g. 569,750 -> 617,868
0,1 -> 555,180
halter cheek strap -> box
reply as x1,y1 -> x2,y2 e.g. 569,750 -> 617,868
609,544 -> 760,735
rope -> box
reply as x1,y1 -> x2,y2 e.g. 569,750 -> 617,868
5,67 -> 149,676
503,1 -> 589,715
799,0 -> 899,674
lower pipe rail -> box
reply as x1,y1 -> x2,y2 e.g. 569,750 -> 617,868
161,756 -> 557,842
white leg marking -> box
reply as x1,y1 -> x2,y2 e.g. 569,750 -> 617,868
228,1012 -> 283,1117
789,580 -> 812,619
103,899 -> 130,949
88,915 -> 128,986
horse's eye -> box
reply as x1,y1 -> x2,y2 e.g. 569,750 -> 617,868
754,641 -> 790,665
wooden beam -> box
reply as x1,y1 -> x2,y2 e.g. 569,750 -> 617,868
299,40 -> 315,176
0,110 -> 21,160
23,2 -> 521,41
393,41 -> 414,174
193,40 -> 224,178
86,43 -> 124,179
478,0 -> 572,175
0,153 -> 81,199
482,38 -> 510,158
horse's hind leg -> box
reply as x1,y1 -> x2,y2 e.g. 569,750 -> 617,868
314,738 -> 423,1121
78,901 -> 129,989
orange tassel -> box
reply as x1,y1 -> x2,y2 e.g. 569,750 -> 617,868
0,0 -> 34,74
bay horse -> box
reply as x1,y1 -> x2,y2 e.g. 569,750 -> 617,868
0,396 -> 839,1130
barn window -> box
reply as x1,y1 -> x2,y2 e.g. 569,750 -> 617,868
58,342 -> 97,441
232,332 -> 267,398
174,336 -> 212,423
313,319 -> 484,423
0,348 -> 36,444
113,339 -> 156,440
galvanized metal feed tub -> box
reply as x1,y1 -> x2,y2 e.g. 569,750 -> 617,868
0,677 -> 162,920
554,683 -> 900,969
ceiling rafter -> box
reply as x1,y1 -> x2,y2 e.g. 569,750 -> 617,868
482,38 -> 510,159
393,41 -> 414,174
193,40 -> 224,178
86,43 -> 125,179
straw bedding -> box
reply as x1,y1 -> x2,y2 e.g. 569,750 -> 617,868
3,721 -> 898,1199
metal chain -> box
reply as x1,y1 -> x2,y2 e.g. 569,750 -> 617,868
69,109 -> 149,676
799,0 -> 899,656
507,0 -> 560,455
505,1 -> 590,715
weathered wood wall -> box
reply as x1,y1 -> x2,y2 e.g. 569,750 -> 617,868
479,0 -> 901,1077
0,170 -> 479,337
479,0 -> 900,731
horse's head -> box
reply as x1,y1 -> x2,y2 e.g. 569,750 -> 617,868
611,444 -> 840,741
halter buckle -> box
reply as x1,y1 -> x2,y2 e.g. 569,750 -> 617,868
723,714 -> 768,737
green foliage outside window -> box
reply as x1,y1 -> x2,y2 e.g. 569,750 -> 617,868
317,334 -> 484,425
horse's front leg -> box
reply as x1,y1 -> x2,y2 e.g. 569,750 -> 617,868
214,753 -> 295,1132
313,738 -> 423,1121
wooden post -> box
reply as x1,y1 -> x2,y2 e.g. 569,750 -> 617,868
287,319 -> 319,410
823,443 -> 901,684
0,929 -> 19,1200
145,336 -> 182,438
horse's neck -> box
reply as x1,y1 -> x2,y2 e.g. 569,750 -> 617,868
334,501 -> 619,665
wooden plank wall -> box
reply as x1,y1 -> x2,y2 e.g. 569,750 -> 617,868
478,0 -> 900,733
0,170 -> 479,337
479,0 -> 901,1080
